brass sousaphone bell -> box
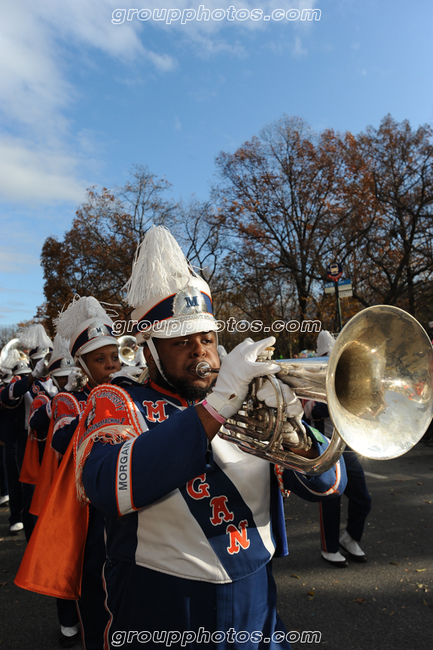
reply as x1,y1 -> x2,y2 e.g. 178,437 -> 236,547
214,306 -> 433,475
118,335 -> 140,365
0,338 -> 30,366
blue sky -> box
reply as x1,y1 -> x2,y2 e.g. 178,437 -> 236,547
1,0 -> 432,327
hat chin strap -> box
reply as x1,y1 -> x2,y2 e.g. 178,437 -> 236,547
77,356 -> 96,387
147,338 -> 176,390
51,376 -> 61,391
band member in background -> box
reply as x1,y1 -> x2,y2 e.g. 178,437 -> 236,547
26,335 -> 79,648
2,325 -> 56,537
15,297 -> 121,650
304,331 -> 371,568
73,227 -> 346,650
0,349 -> 35,537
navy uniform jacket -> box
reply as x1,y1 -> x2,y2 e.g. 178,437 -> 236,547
81,379 -> 346,583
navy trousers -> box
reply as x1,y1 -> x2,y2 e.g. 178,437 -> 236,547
103,559 -> 291,650
319,449 -> 371,553
0,444 -> 8,497
76,506 -> 110,649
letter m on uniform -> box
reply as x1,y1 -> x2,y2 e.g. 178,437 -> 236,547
226,520 -> 250,555
142,400 -> 168,422
185,296 -> 199,308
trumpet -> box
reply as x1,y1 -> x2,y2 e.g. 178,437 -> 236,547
197,306 -> 433,475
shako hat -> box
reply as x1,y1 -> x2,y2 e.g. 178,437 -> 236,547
125,225 -> 218,344
55,296 -> 118,359
47,335 -> 76,376
18,324 -> 53,360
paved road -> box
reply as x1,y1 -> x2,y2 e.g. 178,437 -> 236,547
0,442 -> 432,649
274,442 -> 433,649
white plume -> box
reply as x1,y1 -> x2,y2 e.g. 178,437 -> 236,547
18,323 -> 52,350
55,296 -> 113,340
125,225 -> 197,308
316,331 -> 336,357
1,349 -> 22,370
51,334 -> 73,363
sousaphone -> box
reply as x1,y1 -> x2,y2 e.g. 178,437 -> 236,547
216,306 -> 433,475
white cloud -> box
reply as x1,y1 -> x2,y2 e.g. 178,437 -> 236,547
0,248 -> 40,273
0,137 -> 88,203
0,0 -> 320,203
0,0 -> 178,204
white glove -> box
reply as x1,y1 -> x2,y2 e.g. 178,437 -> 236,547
256,379 -> 306,448
256,379 -> 303,418
217,345 -> 227,362
206,337 -> 280,420
64,367 -> 83,392
32,359 -> 48,378
110,366 -> 144,380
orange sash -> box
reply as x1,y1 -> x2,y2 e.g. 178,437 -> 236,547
29,392 -> 82,517
29,418 -> 59,516
19,395 -> 50,485
15,384 -> 142,600
15,440 -> 88,599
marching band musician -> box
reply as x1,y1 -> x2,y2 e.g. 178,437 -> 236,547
0,349 -> 35,537
304,331 -> 371,568
26,334 -> 81,648
15,297 -> 121,650
2,326 -> 56,512
70,226 -> 347,650
29,335 -> 79,518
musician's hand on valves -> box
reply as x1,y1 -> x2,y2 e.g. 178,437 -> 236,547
256,379 -> 309,450
204,337 -> 280,421
256,379 -> 303,418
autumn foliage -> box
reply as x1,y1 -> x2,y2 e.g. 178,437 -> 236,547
37,116 -> 433,352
